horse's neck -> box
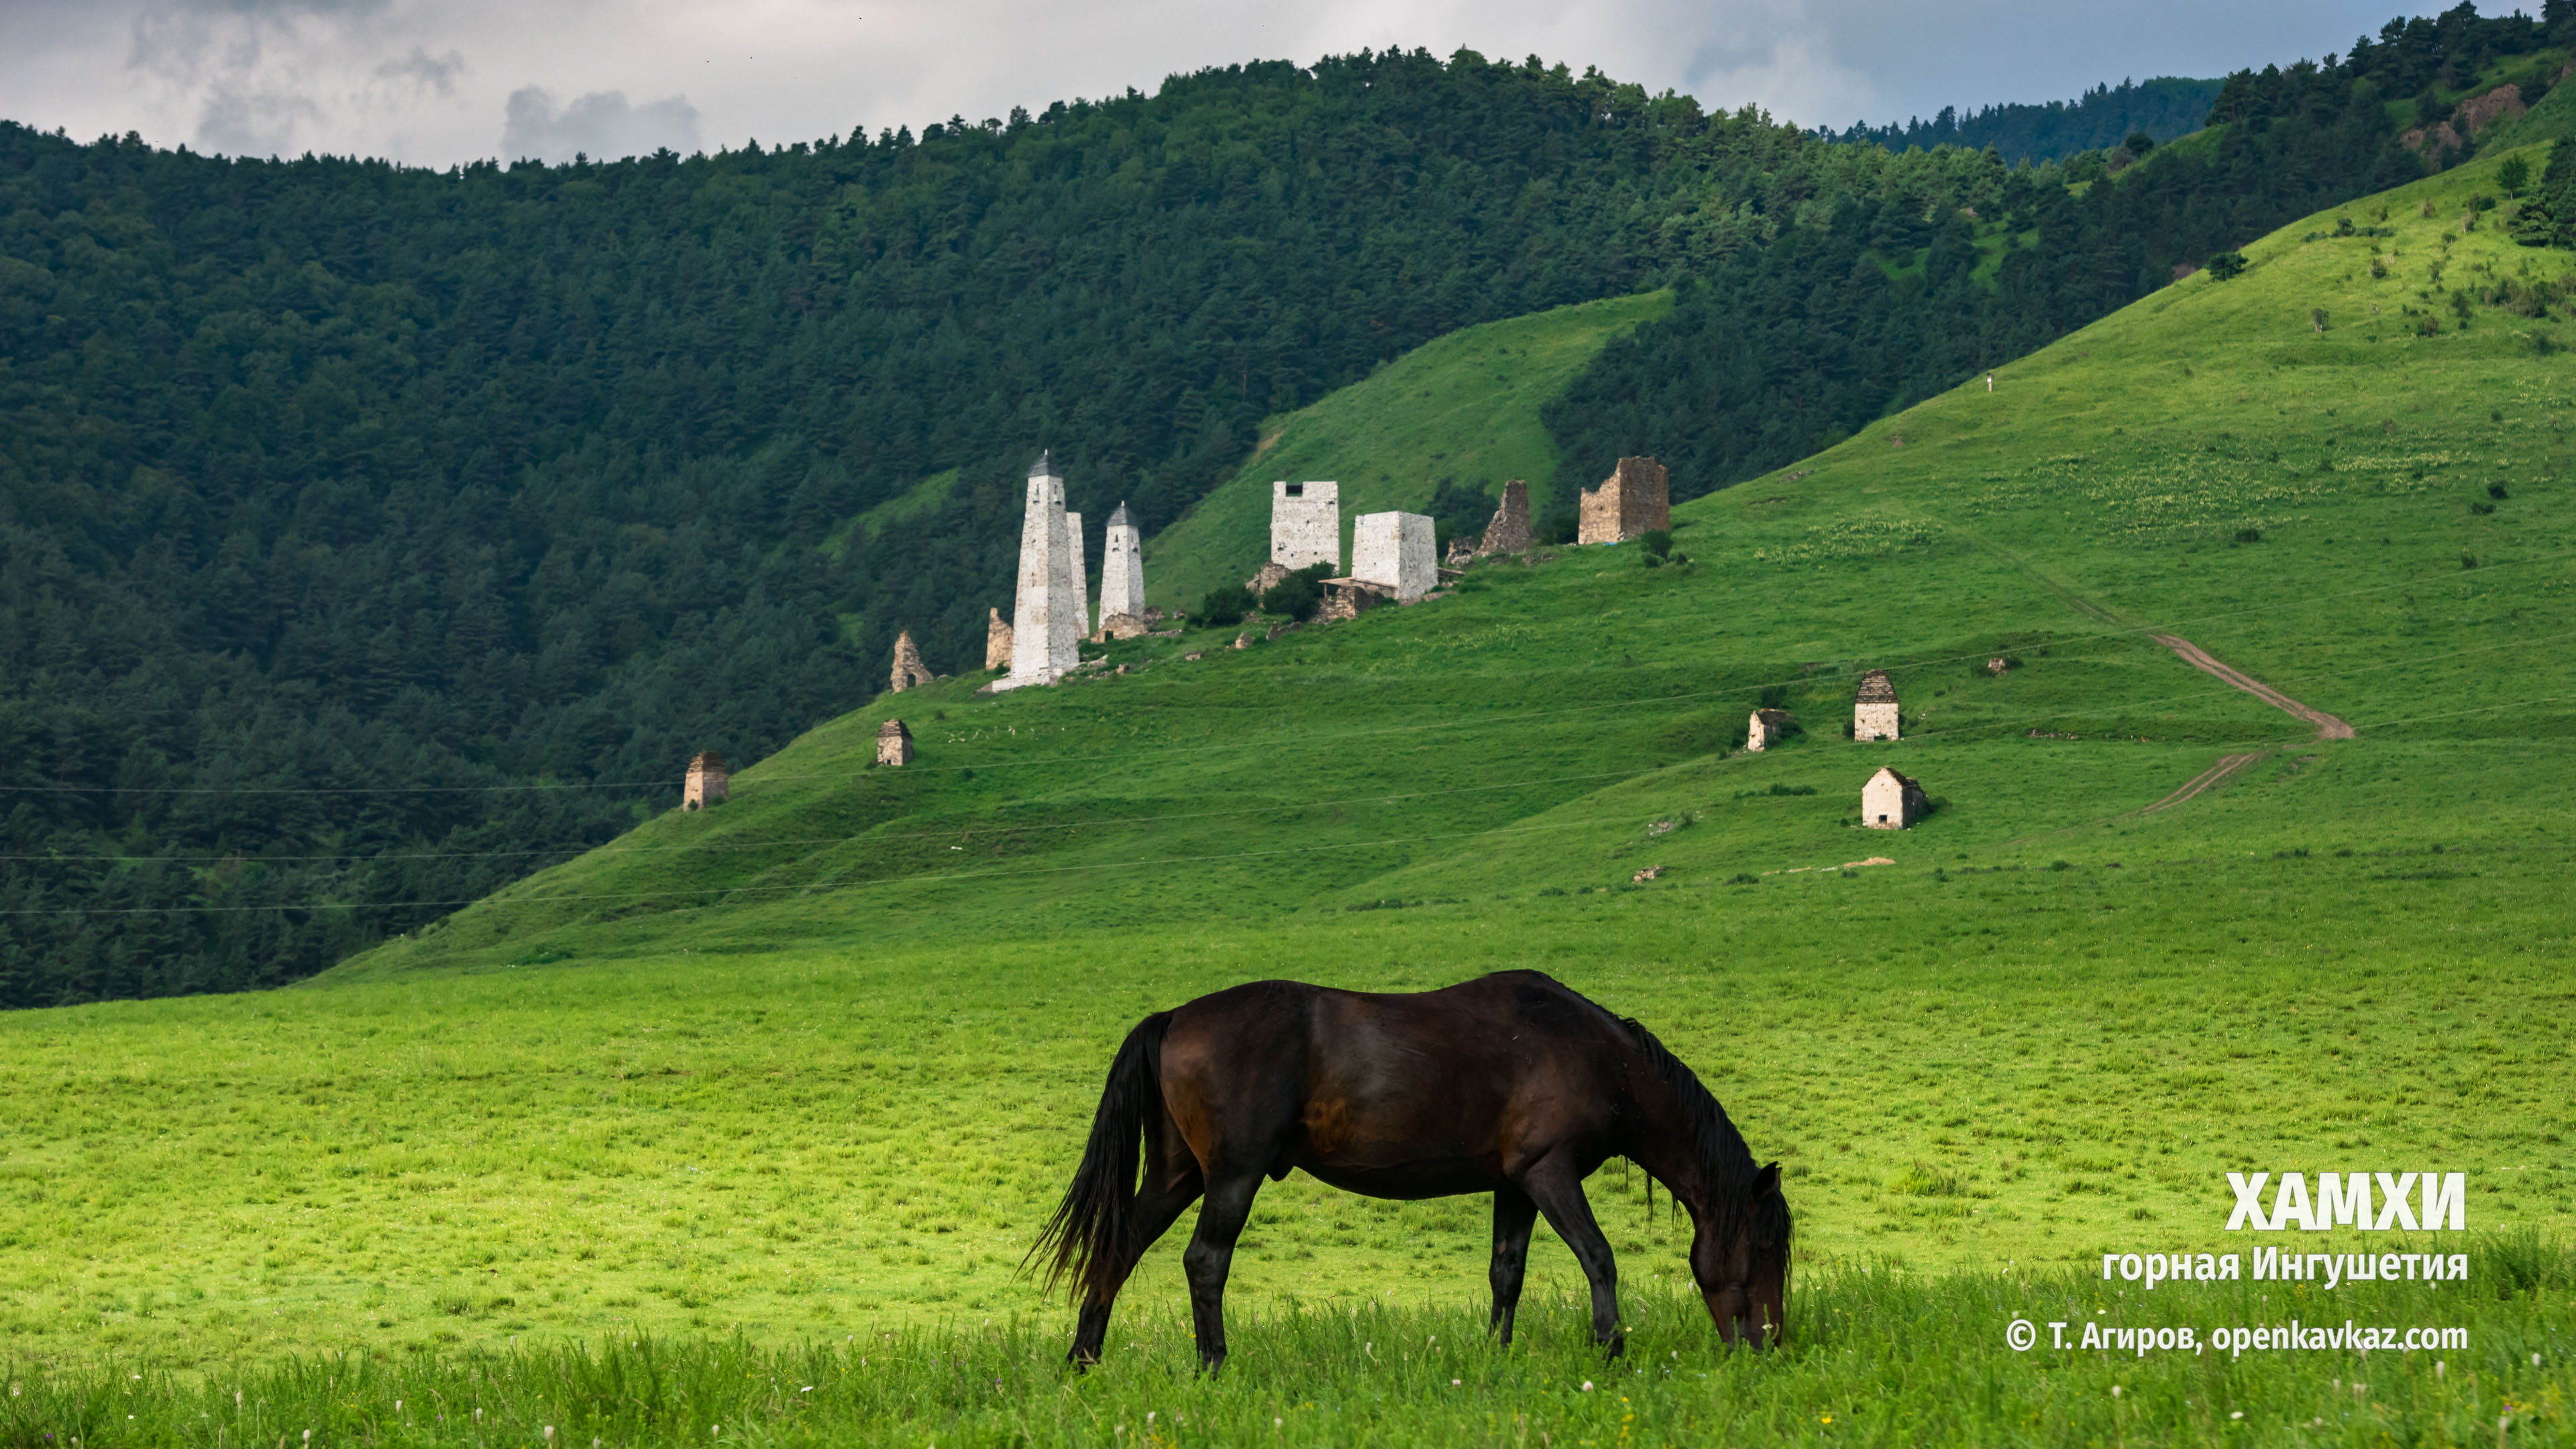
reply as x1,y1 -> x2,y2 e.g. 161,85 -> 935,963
1624,1079 -> 1726,1218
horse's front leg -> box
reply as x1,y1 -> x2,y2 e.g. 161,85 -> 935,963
1521,1159 -> 1623,1356
1487,1185 -> 1539,1345
1181,1173 -> 1263,1373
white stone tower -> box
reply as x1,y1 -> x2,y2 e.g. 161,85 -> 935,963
999,451 -> 1080,690
1271,480 -> 1340,572
1065,511 -> 1089,637
1099,501 -> 1147,623
1352,511 -> 1436,600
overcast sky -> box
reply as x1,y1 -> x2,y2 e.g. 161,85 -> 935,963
0,0 -> 2425,167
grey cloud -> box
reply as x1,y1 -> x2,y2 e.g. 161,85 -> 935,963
378,46 -> 466,93
197,86 -> 319,155
503,85 -> 701,163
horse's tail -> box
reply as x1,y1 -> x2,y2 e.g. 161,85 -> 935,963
1031,1011 -> 1171,1304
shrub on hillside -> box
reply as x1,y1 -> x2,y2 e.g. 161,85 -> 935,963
1638,528 -> 1674,567
1259,563 -> 1336,620
1197,585 -> 1254,629
2206,250 -> 2249,280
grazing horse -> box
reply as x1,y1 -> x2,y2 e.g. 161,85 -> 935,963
1031,971 -> 1790,1371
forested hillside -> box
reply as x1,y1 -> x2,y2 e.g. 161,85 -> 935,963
1544,2 -> 2575,508
0,16 -> 2556,1004
1824,77 -> 2224,164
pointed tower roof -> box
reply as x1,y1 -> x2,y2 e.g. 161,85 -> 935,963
1030,449 -> 1057,479
1106,501 -> 1134,529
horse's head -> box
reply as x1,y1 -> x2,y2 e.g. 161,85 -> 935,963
1691,1161 -> 1790,1348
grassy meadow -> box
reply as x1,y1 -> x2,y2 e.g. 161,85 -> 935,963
5,150 -> 2576,1443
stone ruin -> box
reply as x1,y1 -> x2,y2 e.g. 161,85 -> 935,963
991,451 -> 1082,692
985,608 -> 1014,671
1746,708 -> 1795,752
1244,560 -> 1292,596
1478,479 -> 1533,555
890,630 -> 934,692
1271,480 -> 1340,573
1350,511 -> 1436,601
1862,765 -> 1927,830
1443,537 -> 1475,569
1854,669 -> 1900,741
1986,657 -> 2009,677
1098,501 -> 1146,626
1578,457 -> 1670,545
875,718 -> 915,767
682,750 -> 729,810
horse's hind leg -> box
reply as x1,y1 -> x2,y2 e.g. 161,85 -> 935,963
1487,1186 -> 1538,1346
1070,1164 -> 1201,1366
1521,1161 -> 1624,1356
1180,1172 -> 1262,1373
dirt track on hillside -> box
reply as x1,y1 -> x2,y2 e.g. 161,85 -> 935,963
2141,752 -> 2265,814
2148,635 -> 2355,741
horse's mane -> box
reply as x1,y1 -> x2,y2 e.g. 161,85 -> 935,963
1617,1016 -> 1793,1262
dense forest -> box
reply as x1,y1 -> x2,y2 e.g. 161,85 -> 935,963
1824,78 -> 2225,164
0,10 -> 2561,1006
1546,1 -> 2575,511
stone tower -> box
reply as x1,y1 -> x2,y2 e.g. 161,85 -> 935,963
890,630 -> 934,692
1578,457 -> 1671,545
1066,511 -> 1089,637
682,751 -> 729,810
1854,669 -> 1900,741
1271,480 -> 1340,572
875,718 -> 915,767
1478,480 -> 1533,555
1099,501 -> 1147,623
984,607 -> 1014,672
1352,511 -> 1437,600
998,451 -> 1080,691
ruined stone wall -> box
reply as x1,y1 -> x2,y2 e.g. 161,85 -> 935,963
1099,504 -> 1146,623
985,608 -> 1014,671
1478,480 -> 1532,555
1577,457 -> 1670,545
1352,511 -> 1436,600
890,631 -> 934,692
1747,708 -> 1793,752
1271,480 -> 1341,572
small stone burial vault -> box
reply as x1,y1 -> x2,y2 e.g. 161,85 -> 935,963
682,751 -> 729,810
1854,669 -> 1900,741
1578,456 -> 1670,545
1351,511 -> 1436,600
1746,708 -> 1795,752
875,718 -> 915,767
1271,480 -> 1341,572
890,630 -> 934,692
1862,766 -> 1927,829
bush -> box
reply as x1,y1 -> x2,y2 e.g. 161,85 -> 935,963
2500,154 -> 2531,198
1638,528 -> 1672,560
1259,562 -> 1335,620
1756,684 -> 1789,710
2123,130 -> 2157,156
1536,509 -> 1578,546
2205,251 -> 2249,280
2235,527 -> 2263,543
1196,585 -> 1254,629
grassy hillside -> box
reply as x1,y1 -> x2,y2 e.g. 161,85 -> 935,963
1146,290 -> 1672,609
3,148 -> 2574,1440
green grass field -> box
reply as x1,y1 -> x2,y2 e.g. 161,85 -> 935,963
5,149 -> 2576,1445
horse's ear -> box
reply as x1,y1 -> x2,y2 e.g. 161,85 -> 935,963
1750,1161 -> 1781,1202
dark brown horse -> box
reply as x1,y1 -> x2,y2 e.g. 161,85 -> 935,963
1032,971 -> 1790,1371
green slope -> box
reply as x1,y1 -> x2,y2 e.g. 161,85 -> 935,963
3,153 -> 2574,1377
1146,290 -> 1672,609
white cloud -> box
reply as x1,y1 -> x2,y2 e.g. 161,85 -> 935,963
502,86 -> 700,162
